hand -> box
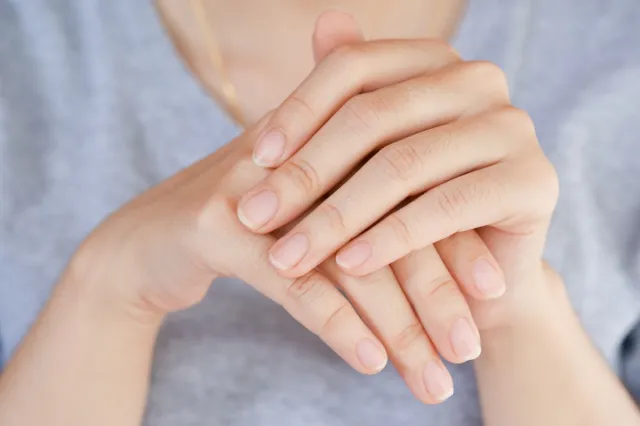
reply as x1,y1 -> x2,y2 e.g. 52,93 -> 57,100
237,14 -> 559,332
69,115 -> 394,373
68,104 -> 470,404
225,11 -> 512,403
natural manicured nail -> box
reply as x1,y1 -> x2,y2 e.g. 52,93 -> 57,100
253,129 -> 286,167
450,318 -> 481,362
336,241 -> 373,270
473,258 -> 506,299
269,233 -> 310,270
422,361 -> 454,401
237,189 -> 279,230
355,338 -> 388,372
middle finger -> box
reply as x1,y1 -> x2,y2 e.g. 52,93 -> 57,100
237,62 -> 508,235
266,109 -> 513,277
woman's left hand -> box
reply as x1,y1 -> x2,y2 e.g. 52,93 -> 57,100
237,24 -> 559,332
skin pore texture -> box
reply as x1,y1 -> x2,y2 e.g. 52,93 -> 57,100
156,0 -> 465,124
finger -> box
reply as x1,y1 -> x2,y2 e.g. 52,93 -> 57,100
392,244 -> 481,364
216,227 -> 388,375
238,61 -> 508,235
250,38 -> 460,168
312,10 -> 364,64
321,260 -> 454,403
434,231 -> 506,300
265,106 -> 515,277
336,155 -> 557,276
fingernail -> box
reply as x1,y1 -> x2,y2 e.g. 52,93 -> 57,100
450,318 -> 481,362
336,241 -> 372,270
422,361 -> 454,401
253,129 -> 286,167
355,338 -> 388,372
269,233 -> 310,270
237,189 -> 279,230
473,258 -> 506,299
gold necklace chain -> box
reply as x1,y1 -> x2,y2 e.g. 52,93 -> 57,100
191,0 -> 247,128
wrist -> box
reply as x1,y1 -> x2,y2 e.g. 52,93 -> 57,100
63,245 -> 166,333
478,262 -> 575,351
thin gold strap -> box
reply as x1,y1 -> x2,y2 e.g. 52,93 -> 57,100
191,0 -> 246,127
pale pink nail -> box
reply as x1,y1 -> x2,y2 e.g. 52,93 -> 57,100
336,241 -> 373,270
253,130 -> 286,167
450,318 -> 481,362
269,233 -> 310,270
472,258 -> 506,299
355,338 -> 388,372
422,361 -> 454,401
237,189 -> 279,230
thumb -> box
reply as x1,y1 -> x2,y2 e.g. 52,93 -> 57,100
312,10 -> 365,64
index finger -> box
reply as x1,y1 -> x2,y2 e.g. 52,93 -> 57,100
223,228 -> 389,375
250,39 -> 460,168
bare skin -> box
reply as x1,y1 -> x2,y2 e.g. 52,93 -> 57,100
0,4 -> 639,426
156,0 -> 465,123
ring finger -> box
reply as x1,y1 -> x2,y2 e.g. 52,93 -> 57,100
265,108 -> 516,277
238,61 -> 508,236
392,241 -> 482,364
321,260 -> 455,404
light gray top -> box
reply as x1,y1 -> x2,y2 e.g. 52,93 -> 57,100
2,0 -> 640,425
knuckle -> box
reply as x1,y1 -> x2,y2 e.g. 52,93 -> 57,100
195,194 -> 234,236
286,93 -> 318,123
463,61 -> 509,95
340,94 -> 384,136
433,186 -> 466,222
535,158 -> 560,209
191,194 -> 238,270
286,272 -> 330,306
280,157 -> 321,194
421,39 -> 462,62
316,300 -> 351,339
375,142 -> 424,184
317,201 -> 347,233
499,106 -> 537,137
391,322 -> 427,356
421,276 -> 459,301
227,155 -> 260,182
329,44 -> 365,73
352,270 -> 393,288
340,269 -> 398,292
386,214 -> 415,250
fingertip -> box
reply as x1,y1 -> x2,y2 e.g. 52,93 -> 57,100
268,233 -> 310,273
449,317 -> 482,363
236,189 -> 279,232
335,241 -> 373,271
422,361 -> 455,403
252,129 -> 287,168
477,286 -> 506,301
313,10 -> 365,64
236,206 -> 254,229
252,109 -> 276,132
268,251 -> 292,272
471,258 -> 507,300
251,152 -> 274,168
355,337 -> 388,374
